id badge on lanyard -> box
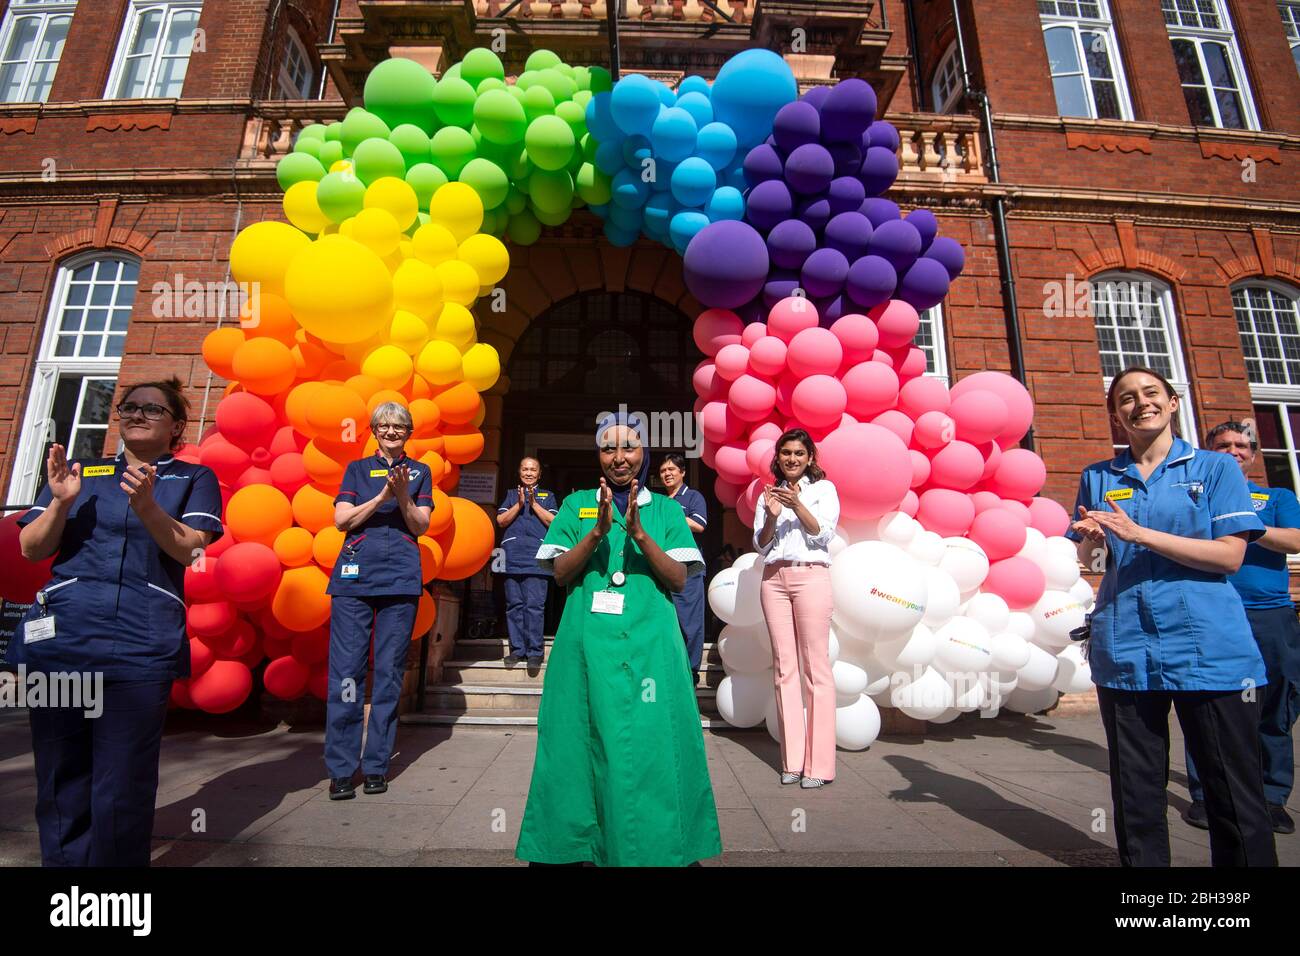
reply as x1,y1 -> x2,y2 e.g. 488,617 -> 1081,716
25,590 -> 56,643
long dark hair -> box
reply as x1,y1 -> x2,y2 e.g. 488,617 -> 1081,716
770,428 -> 825,484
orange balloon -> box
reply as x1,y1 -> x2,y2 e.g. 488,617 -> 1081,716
345,374 -> 385,403
242,292 -> 298,346
412,590 -> 437,640
307,385 -> 368,443
232,338 -> 297,396
292,483 -> 336,534
432,497 -> 494,580
272,565 -> 332,632
366,389 -> 408,415
273,526 -> 315,567
441,426 -> 484,464
427,486 -> 454,535
293,332 -> 334,378
312,526 -> 345,569
433,381 -> 480,425
226,485 -> 293,547
203,327 -> 245,380
418,535 -> 445,583
418,450 -> 447,479
439,462 -> 460,492
407,374 -> 433,401
410,398 -> 441,436
284,381 -> 325,437
320,359 -> 357,380
405,438 -> 436,458
302,440 -> 347,487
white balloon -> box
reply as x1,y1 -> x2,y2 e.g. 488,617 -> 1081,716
718,624 -> 774,674
876,511 -> 918,548
835,694 -> 882,750
830,541 -> 929,640
836,691 -> 862,707
885,621 -> 938,671
929,707 -> 963,724
838,516 -> 880,543
1030,589 -> 1088,650
834,628 -> 876,666
964,592 -> 1010,635
1068,576 -> 1095,610
906,529 -> 946,565
827,628 -> 840,665
1052,643 -> 1093,694
732,551 -> 761,573
1016,641 -> 1061,691
952,674 -> 989,712
1006,611 -> 1037,641
828,530 -> 850,558
832,659 -> 870,697
716,673 -> 773,728
1038,546 -> 1082,591
939,537 -> 990,592
932,616 -> 995,676
921,566 -> 961,628
1003,684 -> 1060,715
989,631 -> 1032,672
993,672 -> 1019,695
891,666 -> 955,720
708,565 -> 764,627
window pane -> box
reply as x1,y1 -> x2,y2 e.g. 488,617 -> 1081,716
90,283 -> 113,306
0,62 -> 25,102
153,54 -> 188,97
1263,453 -> 1295,492
1182,86 -> 1215,126
25,57 -> 55,100
1082,33 -> 1115,79
37,15 -> 69,60
1171,39 -> 1204,86
1092,80 -> 1121,119
77,334 -> 103,357
3,17 -> 39,62
1214,88 -> 1246,129
1253,404 -> 1283,448
1202,42 -> 1236,89
104,334 -> 125,357
69,427 -> 104,460
129,10 -> 163,56
1044,26 -> 1082,74
80,379 -> 116,427
162,11 -> 198,57
84,308 -> 107,331
117,56 -> 150,98
110,308 -> 131,331
1052,74 -> 1091,117
65,282 -> 88,306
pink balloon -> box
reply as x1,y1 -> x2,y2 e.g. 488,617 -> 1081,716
750,421 -> 784,443
746,438 -> 776,479
950,371 -> 1034,447
829,313 -> 879,365
700,401 -> 745,443
1000,499 -> 1032,525
694,308 -> 744,356
775,371 -> 798,417
737,478 -> 764,527
729,374 -> 778,422
915,488 -> 976,538
767,296 -> 820,342
898,376 -> 951,419
978,440 -> 1002,482
909,449 -> 931,488
928,440 -> 984,491
1028,496 -> 1071,537
993,448 -> 1047,501
871,349 -> 894,367
786,327 -> 844,379
693,396 -> 708,417
715,343 -> 751,381
741,321 -> 767,348
842,362 -> 899,419
982,556 -> 1046,610
871,409 -> 914,446
971,490 -> 1003,514
787,417 -> 839,441
870,299 -> 920,348
900,489 -> 920,517
715,477 -> 743,508
968,509 -> 1028,561
791,375 -> 847,428
715,442 -> 752,485
749,336 -> 788,378
701,438 -> 719,469
949,390 -> 1009,445
913,411 -> 956,450
819,423 -> 912,520
693,361 -> 720,398
896,348 -> 928,382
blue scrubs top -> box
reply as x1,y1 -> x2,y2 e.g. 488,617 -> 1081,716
1068,438 -> 1267,692
497,486 -> 559,577
327,452 -> 432,598
1229,481 -> 1300,610
668,484 -> 708,577
7,453 -> 224,680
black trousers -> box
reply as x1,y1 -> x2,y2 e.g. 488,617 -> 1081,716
1097,685 -> 1277,867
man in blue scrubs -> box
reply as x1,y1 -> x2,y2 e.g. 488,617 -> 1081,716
496,457 -> 558,668
660,453 -> 708,682
1182,421 -> 1300,835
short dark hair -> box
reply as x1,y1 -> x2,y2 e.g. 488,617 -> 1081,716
118,376 -> 189,450
1205,420 -> 1258,452
770,428 -> 826,483
660,453 -> 687,473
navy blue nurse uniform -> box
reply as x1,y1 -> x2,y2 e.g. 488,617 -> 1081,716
497,486 -> 558,659
8,452 -> 223,867
667,484 -> 709,676
324,452 -> 432,780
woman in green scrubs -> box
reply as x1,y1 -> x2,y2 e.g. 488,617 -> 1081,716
515,412 -> 722,866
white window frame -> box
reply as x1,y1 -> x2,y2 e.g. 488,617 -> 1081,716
1163,0 -> 1259,130
1234,280 -> 1300,495
931,43 -> 964,114
104,0 -> 203,101
1039,0 -> 1134,121
7,252 -> 139,506
918,304 -> 950,384
0,0 -> 77,104
1281,2 -> 1300,77
276,25 -> 313,100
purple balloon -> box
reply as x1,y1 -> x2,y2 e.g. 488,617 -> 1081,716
802,86 -> 832,111
746,179 -> 794,231
784,143 -> 834,196
820,78 -> 877,144
859,146 -> 900,196
815,293 -> 851,326
906,208 -> 938,251
743,143 -> 785,189
828,141 -> 863,178
925,236 -> 966,280
846,254 -> 897,308
736,296 -> 767,325
801,247 -> 850,298
767,219 -> 818,271
684,220 -> 770,309
827,176 -> 866,215
763,271 -> 803,310
824,211 -> 873,261
866,120 -> 901,153
868,219 -> 922,273
898,256 -> 951,311
773,100 -> 821,155
860,197 -> 901,228
796,195 -> 832,233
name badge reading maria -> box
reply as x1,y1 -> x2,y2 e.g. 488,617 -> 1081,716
83,465 -> 115,477
24,617 -> 56,643
1104,488 -> 1134,502
579,507 -> 599,519
592,590 -> 624,615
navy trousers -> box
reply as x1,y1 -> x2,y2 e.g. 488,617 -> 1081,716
28,678 -> 172,867
671,571 -> 706,675
325,594 -> 418,779
1188,605 -> 1300,805
503,575 -> 548,658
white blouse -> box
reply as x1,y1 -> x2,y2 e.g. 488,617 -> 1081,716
752,476 -> 840,566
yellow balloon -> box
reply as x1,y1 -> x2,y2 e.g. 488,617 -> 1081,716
427,182 -> 483,243
230,221 -> 310,299
352,207 -> 402,257
361,344 -> 414,390
433,302 -> 477,351
389,310 -> 430,355
283,235 -> 394,345
330,159 -> 354,174
471,403 -> 487,429
411,223 -> 459,268
283,181 -> 330,235
462,342 -> 502,392
434,259 -> 482,307
458,233 -> 510,287
416,339 -> 463,385
393,258 -> 443,321
364,177 -> 419,231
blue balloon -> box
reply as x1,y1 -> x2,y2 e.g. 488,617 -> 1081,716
710,49 -> 798,149
611,167 -> 651,208
725,165 -> 748,191
622,134 -> 653,168
585,92 -> 623,143
670,157 -> 716,207
611,74 -> 664,136
678,75 -> 712,98
656,81 -> 677,107
705,186 -> 745,222
607,202 -> 643,230
651,107 -> 699,163
670,210 -> 710,253
650,158 -> 676,192
603,219 -> 640,247
588,202 -> 609,218
695,122 -> 737,171
594,139 -> 625,176
676,91 -> 714,128
644,193 -> 674,234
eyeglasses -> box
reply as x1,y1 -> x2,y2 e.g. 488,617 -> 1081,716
116,402 -> 172,421
373,424 -> 410,435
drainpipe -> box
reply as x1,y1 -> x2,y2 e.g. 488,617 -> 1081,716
318,0 -> 341,99
903,0 -> 924,110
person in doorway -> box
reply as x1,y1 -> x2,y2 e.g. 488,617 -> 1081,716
659,453 -> 709,682
496,457 -> 558,669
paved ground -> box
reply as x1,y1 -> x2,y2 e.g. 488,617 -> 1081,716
1,707 -> 1296,866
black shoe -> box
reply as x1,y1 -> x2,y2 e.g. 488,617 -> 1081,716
504,653 -> 524,666
527,655 -> 543,675
1182,800 -> 1209,830
363,774 -> 388,795
1269,803 -> 1295,834
329,777 -> 356,801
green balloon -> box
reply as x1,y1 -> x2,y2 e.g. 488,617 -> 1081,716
531,202 -> 571,227
480,207 -> 501,236
407,163 -> 449,210
474,89 -> 527,145
293,136 -> 322,159
462,48 -> 506,90
572,67 -> 591,92
524,115 -> 575,172
433,76 -> 477,129
536,69 -> 577,103
389,124 -> 432,168
573,89 -> 593,110
581,132 -> 598,165
555,99 -> 586,139
588,66 -> 613,94
429,126 -> 477,179
277,152 -> 327,191
363,58 -> 438,133
575,162 -> 612,205
525,49 -> 562,72
477,77 -> 507,94
515,71 -> 542,92
353,137 -> 407,185
521,85 -> 556,123
553,64 -> 576,80
507,210 -> 542,246
318,140 -> 345,168
298,123 -> 328,142
509,148 -> 534,182
566,148 -> 584,177
443,62 -> 462,80
459,157 -> 509,209
475,137 -> 521,169
505,185 -> 528,216
316,171 -> 366,223
507,85 -> 527,104
528,168 -> 573,215
341,108 -> 391,155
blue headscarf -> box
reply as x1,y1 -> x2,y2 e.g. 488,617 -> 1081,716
596,410 -> 650,514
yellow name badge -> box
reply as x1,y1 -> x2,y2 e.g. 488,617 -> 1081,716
1252,493 -> 1270,501
369,469 -> 389,478
82,465 -> 115,477
578,508 -> 599,519
1104,488 -> 1134,502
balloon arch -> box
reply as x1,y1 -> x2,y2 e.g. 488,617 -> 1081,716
0,48 -> 1093,740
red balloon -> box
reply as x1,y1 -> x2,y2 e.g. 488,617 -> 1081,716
268,425 -> 307,458
184,557 -> 222,603
215,392 -> 279,454
187,600 -> 237,640
307,663 -> 329,700
189,660 -> 253,714
199,435 -> 251,486
170,679 -> 195,709
0,513 -> 54,604
291,626 -> 329,666
264,655 -> 310,699
189,636 -> 216,679
207,618 -> 258,660
269,453 -> 309,497
206,529 -> 235,560
263,632 -> 294,660
233,465 -> 275,491
213,541 -> 283,604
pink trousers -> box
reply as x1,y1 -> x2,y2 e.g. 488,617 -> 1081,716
759,564 -> 836,780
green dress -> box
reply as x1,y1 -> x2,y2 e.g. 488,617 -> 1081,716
515,486 -> 723,866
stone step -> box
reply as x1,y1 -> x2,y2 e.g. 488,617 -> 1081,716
442,660 -> 725,688
451,637 -> 723,665
402,709 -> 739,729
423,683 -> 720,715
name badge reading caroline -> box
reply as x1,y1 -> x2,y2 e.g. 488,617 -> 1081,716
24,617 -> 56,643
340,563 -> 360,579
1104,488 -> 1134,502
579,507 -> 599,519
1252,492 -> 1271,501
369,469 -> 390,478
592,590 -> 625,615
